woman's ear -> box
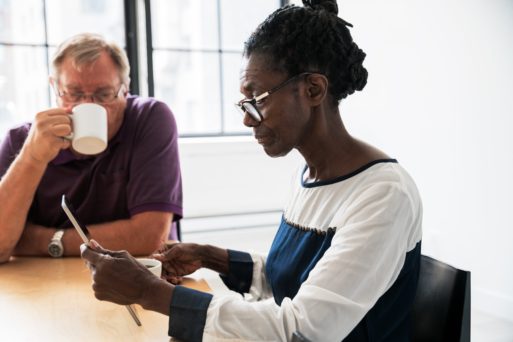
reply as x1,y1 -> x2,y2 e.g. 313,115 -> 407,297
304,73 -> 328,106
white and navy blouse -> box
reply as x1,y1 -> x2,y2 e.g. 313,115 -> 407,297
168,159 -> 423,341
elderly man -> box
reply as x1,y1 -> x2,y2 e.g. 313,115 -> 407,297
0,33 -> 182,262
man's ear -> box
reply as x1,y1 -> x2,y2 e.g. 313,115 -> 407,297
121,83 -> 129,97
304,73 -> 328,106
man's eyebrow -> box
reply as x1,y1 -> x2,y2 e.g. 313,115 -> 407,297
61,84 -> 81,90
62,84 -> 113,91
95,86 -> 115,92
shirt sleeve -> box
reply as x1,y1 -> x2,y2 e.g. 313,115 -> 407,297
126,100 -> 183,220
195,181 -> 420,341
218,249 -> 274,301
219,249 -> 253,294
0,124 -> 29,178
169,286 -> 213,342
0,132 -> 15,178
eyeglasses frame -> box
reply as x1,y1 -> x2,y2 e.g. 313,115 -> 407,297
235,72 -> 317,122
53,82 -> 126,105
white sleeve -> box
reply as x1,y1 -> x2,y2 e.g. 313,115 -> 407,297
202,182 -> 421,341
247,252 -> 273,300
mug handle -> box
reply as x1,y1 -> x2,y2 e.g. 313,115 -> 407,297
63,114 -> 74,140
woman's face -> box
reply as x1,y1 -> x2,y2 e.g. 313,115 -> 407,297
238,54 -> 311,157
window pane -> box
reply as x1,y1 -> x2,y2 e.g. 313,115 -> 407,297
151,0 -> 219,50
220,0 -> 280,51
153,50 -> 221,135
0,0 -> 45,44
0,46 -> 49,134
222,52 -> 251,134
46,0 -> 125,46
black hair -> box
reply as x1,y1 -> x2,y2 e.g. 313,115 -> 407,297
243,0 -> 368,105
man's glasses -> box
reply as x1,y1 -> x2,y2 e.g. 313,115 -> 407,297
54,84 -> 125,105
235,72 -> 314,122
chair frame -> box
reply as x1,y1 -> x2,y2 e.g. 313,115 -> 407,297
411,255 -> 471,342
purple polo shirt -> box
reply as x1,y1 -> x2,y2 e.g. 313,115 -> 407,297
0,95 -> 182,235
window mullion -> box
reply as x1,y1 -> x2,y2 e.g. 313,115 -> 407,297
217,0 -> 225,134
124,0 -> 140,95
43,0 -> 51,106
143,0 -> 154,97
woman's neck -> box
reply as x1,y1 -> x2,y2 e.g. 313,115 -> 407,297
297,108 -> 388,182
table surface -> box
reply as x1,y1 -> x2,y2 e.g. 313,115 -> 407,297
0,257 -> 210,341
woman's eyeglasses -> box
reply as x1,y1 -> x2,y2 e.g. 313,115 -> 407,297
235,72 -> 314,122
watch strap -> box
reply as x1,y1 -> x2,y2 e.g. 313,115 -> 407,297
48,229 -> 65,257
52,229 -> 64,241
52,229 -> 65,242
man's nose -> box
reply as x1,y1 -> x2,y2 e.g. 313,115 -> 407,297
81,94 -> 96,103
74,94 -> 96,105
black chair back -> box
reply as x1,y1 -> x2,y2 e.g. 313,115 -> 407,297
411,255 -> 470,342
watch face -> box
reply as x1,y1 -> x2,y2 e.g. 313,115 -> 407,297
48,243 -> 63,257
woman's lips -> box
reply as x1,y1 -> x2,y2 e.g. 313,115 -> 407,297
255,135 -> 270,145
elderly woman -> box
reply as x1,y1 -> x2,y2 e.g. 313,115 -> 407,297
81,1 -> 422,341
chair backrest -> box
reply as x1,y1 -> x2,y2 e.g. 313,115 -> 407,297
411,255 -> 470,342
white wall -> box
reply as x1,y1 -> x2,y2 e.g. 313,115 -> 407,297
179,0 -> 513,320
178,136 -> 301,218
341,0 -> 513,320
178,137 -> 299,254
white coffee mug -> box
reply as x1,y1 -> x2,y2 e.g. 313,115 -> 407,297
68,103 -> 108,155
136,258 -> 162,278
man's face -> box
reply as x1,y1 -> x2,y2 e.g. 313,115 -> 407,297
54,51 -> 127,141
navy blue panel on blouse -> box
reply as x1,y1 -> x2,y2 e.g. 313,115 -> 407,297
266,217 -> 336,305
265,217 -> 421,341
344,241 -> 421,342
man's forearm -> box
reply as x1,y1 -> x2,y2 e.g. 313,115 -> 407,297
12,223 -> 54,256
15,212 -> 172,257
85,211 -> 172,256
0,149 -> 48,262
65,211 -> 172,256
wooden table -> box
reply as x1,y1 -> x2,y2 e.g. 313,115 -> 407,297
0,257 -> 210,341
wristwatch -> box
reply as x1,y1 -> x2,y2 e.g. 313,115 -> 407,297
48,229 -> 65,257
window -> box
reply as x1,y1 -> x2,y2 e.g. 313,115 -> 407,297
0,0 -> 124,136
0,0 -> 47,134
0,0 -> 283,138
149,0 -> 281,136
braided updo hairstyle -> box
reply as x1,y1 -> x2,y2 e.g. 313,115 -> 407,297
244,0 -> 368,105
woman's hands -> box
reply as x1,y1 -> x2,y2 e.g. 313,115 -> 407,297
153,242 -> 230,284
153,242 -> 204,284
80,240 -> 228,314
81,240 -> 173,315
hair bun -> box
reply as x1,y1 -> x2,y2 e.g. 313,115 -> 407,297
348,43 -> 368,91
302,0 -> 338,15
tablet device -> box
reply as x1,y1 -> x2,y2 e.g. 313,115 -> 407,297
61,194 -> 142,326
61,194 -> 90,244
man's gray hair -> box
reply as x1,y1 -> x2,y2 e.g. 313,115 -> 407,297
52,33 -> 130,86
